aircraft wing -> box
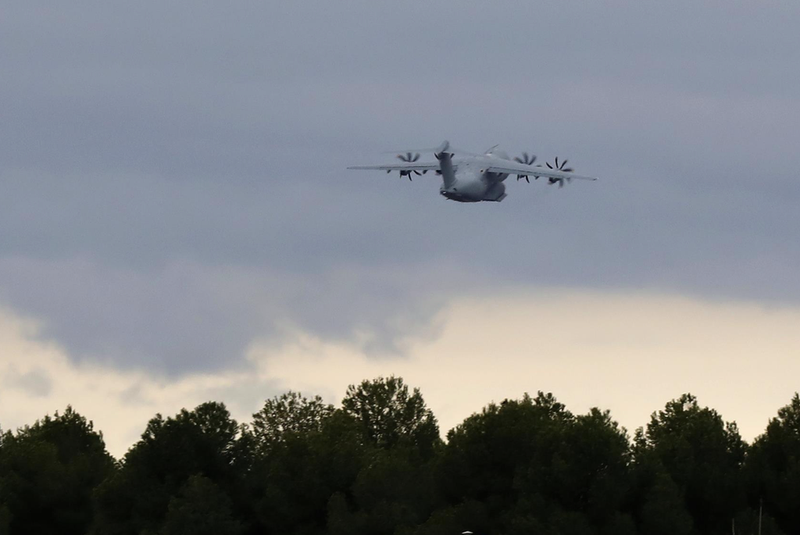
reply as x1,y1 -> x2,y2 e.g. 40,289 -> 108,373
348,162 -> 445,173
485,161 -> 597,182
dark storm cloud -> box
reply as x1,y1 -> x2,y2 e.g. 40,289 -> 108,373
1,1 -> 799,374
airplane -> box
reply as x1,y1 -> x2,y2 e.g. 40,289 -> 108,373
348,141 -> 597,202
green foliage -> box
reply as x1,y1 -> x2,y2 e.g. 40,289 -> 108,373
407,500 -> 490,535
349,447 -> 438,535
91,401 -> 248,535
545,408 -> 631,524
601,512 -> 637,535
0,406 -> 115,535
0,504 -> 11,535
633,393 -> 746,534
250,378 -> 442,535
247,408 -> 366,535
7,381 -> 800,535
638,473 -> 692,535
252,391 -> 334,453
732,507 -> 786,535
441,392 -> 633,534
160,475 -> 244,535
547,509 -> 595,535
342,376 -> 441,457
746,393 -> 800,534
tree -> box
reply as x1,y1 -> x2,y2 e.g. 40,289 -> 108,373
441,394 -> 635,534
160,475 -> 244,535
633,394 -> 746,534
0,505 -> 9,535
91,402 -> 249,535
638,473 -> 692,535
441,393 -> 571,531
252,391 -> 334,453
732,507 -> 785,535
746,393 -> 800,534
544,408 -> 632,528
0,406 -> 115,535
250,409 -> 367,535
402,500 -> 490,535
250,379 -> 441,535
342,376 -> 440,457
348,447 -> 438,535
15,382 -> 800,535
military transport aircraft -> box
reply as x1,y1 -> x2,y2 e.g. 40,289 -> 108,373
348,141 -> 597,202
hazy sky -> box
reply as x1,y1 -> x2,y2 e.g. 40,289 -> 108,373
1,1 -> 799,456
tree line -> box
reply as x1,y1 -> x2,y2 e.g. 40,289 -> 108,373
1,376 -> 799,535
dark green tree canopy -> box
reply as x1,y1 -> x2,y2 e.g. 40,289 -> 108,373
4,381 -> 800,535
634,394 -> 746,535
91,401 -> 248,535
252,391 -> 334,453
746,393 -> 800,534
0,406 -> 114,535
160,475 -> 244,535
439,392 -> 633,534
342,376 -> 440,456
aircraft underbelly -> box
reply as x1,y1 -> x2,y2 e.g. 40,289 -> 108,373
440,178 -> 505,202
440,177 -> 485,202
482,182 -> 506,202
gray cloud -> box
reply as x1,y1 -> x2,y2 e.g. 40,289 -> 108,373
1,1 -> 799,374
3,367 -> 52,398
0,255 -> 458,374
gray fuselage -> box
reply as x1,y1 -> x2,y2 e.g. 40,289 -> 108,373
438,153 -> 510,203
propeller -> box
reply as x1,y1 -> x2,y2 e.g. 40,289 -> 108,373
513,152 -> 537,182
398,152 -> 420,163
396,152 -> 423,181
545,157 -> 574,188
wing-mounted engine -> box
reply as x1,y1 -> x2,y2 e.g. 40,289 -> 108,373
513,152 -> 537,182
387,141 -> 453,179
544,157 -> 574,188
393,152 -> 426,181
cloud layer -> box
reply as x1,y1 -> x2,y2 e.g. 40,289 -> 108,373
1,1 -> 799,375
2,290 -> 799,458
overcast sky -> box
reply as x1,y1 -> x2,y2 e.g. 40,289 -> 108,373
1,1 -> 799,455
